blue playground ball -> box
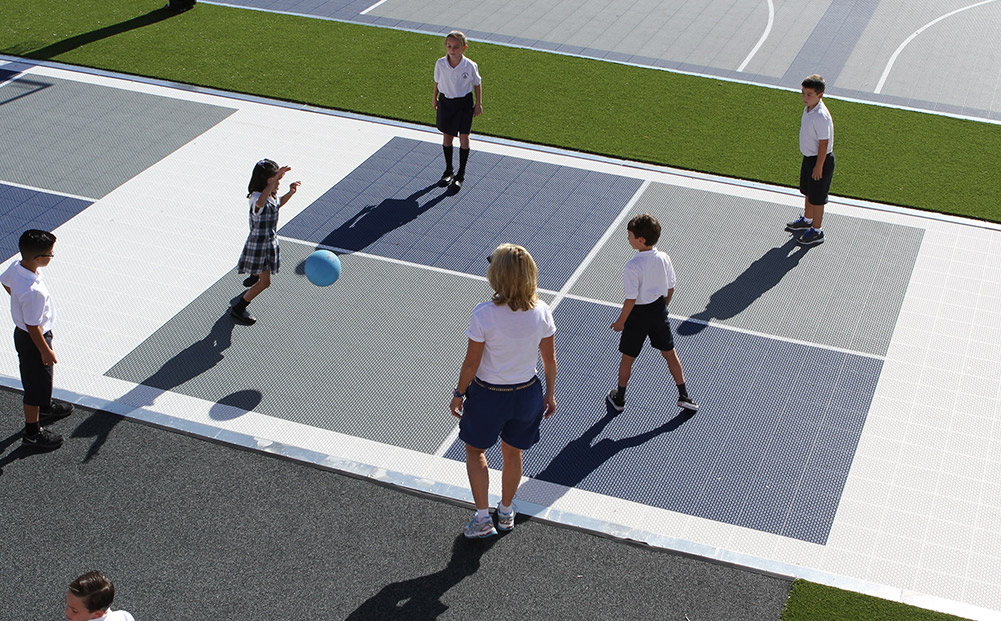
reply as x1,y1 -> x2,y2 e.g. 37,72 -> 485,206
305,250 -> 342,286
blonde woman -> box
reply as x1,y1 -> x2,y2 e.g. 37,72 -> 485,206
450,244 -> 557,538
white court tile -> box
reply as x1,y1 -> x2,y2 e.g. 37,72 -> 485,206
5,60 -> 1001,619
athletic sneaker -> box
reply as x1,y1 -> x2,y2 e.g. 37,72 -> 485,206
797,228 -> 825,246
22,427 -> 63,450
497,504 -> 517,532
463,515 -> 497,539
785,216 -> 812,232
439,170 -> 454,187
678,395 -> 699,411
38,400 -> 73,426
606,390 -> 625,413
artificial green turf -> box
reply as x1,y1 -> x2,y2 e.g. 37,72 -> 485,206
3,0 -> 1000,221
782,580 -> 971,621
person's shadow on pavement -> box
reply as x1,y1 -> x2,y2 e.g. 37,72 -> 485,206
344,534 -> 500,620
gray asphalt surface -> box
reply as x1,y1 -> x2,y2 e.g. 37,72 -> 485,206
0,386 -> 791,620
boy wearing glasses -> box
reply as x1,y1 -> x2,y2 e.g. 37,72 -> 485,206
1,229 -> 73,449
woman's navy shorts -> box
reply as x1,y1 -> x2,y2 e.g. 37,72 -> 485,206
436,92 -> 474,136
799,153 -> 835,205
459,376 -> 544,451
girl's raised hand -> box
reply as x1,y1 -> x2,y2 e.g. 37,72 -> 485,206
289,181 -> 301,193
269,166 -> 292,184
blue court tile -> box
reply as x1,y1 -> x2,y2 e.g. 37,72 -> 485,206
280,137 -> 642,290
442,297 -> 881,544
0,183 -> 92,261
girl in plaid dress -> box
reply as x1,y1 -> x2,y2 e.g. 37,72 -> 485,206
231,159 -> 300,325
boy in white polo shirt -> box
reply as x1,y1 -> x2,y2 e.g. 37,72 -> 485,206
1,229 -> 73,450
432,30 -> 482,191
65,570 -> 135,621
608,214 -> 697,413
785,74 -> 835,246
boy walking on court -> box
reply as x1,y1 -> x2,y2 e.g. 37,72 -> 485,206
785,74 -> 835,246
1,229 -> 73,450
65,570 -> 134,621
433,30 -> 482,191
608,214 -> 697,413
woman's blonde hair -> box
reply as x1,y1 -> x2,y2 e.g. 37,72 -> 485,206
487,243 -> 538,311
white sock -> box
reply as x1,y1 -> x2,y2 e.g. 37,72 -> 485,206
498,502 -> 513,514
813,227 -> 822,233
475,508 -> 490,521
804,217 -> 813,224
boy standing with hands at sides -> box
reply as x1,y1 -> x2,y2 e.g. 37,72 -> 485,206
65,570 -> 134,620
785,74 -> 835,246
608,214 -> 698,413
1,229 -> 73,450
433,30 -> 482,191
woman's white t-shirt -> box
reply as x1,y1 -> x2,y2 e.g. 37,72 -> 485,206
466,299 -> 556,385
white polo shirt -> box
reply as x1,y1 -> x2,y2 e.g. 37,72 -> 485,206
0,260 -> 55,332
623,249 -> 676,305
466,299 -> 556,385
434,56 -> 481,99
93,609 -> 135,621
800,99 -> 834,156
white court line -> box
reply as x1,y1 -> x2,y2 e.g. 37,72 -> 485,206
736,0 -> 774,73
875,0 -> 1000,93
359,0 -> 388,15
0,180 -> 97,203
549,180 -> 651,310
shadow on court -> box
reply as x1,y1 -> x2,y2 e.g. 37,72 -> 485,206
344,535 -> 500,620
518,408 -> 696,507
678,238 -> 810,335
320,183 -> 449,251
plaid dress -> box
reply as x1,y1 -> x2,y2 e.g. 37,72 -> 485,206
237,192 -> 280,275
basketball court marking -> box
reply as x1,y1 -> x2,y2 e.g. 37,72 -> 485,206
2,60 -> 1001,619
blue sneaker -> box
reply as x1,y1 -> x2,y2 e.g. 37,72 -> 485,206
463,515 -> 497,539
497,503 -> 517,532
797,228 -> 825,246
785,216 -> 812,232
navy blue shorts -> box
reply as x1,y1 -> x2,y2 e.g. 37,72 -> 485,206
436,92 -> 474,136
459,376 -> 545,451
619,296 -> 674,358
799,153 -> 835,205
14,327 -> 53,407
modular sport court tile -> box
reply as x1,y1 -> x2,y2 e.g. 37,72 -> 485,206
3,60 -> 1001,619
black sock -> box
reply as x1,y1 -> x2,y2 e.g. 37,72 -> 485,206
234,297 -> 250,313
457,148 -> 469,177
443,145 -> 454,173
25,421 -> 40,436
677,383 -> 688,398
615,386 -> 626,401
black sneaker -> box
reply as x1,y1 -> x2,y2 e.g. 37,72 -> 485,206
678,395 -> 699,411
230,306 -> 257,325
452,174 -> 464,190
242,274 -> 260,287
22,427 -> 63,450
606,390 -> 625,412
439,171 -> 454,187
797,228 -> 825,246
38,401 -> 73,425
785,216 -> 812,232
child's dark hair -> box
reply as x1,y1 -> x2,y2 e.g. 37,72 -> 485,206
627,213 -> 661,246
802,74 -> 826,94
18,229 -> 56,258
68,571 -> 115,613
247,159 -> 280,197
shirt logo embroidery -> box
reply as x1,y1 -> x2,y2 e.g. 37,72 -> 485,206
461,72 -> 469,80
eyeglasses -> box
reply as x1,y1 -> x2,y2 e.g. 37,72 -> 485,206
36,254 -> 54,258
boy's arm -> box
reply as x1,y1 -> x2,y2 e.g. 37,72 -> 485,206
664,287 -> 674,306
611,299 -> 636,332
25,323 -> 56,365
473,84 -> 482,117
812,139 -> 829,180
3,284 -> 9,295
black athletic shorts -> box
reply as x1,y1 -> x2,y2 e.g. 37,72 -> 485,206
436,92 -> 474,136
619,296 -> 675,358
799,153 -> 835,205
14,327 -> 53,407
